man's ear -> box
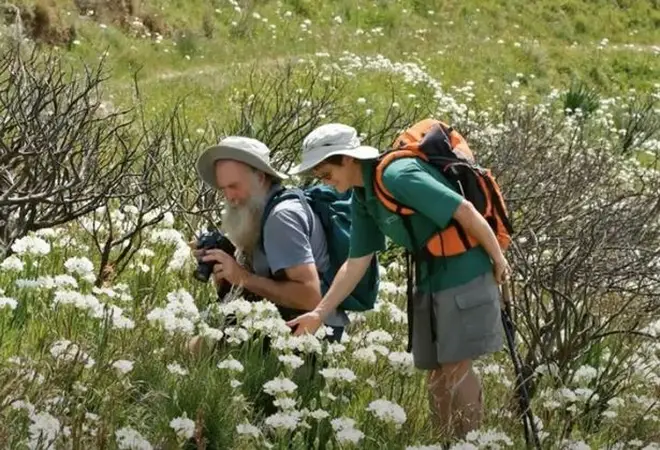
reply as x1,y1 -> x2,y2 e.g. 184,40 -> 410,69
255,170 -> 268,185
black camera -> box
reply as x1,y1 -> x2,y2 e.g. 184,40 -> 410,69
194,229 -> 237,299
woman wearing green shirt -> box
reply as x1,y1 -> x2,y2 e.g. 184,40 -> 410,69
286,123 -> 511,440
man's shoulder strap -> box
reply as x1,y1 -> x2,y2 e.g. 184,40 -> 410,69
259,186 -> 314,250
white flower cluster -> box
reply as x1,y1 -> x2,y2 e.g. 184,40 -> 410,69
146,288 -> 199,335
147,227 -> 191,272
169,413 -> 195,440
27,410 -> 62,449
115,427 -> 152,450
52,289 -> 135,329
49,340 -> 95,369
64,256 -> 95,279
331,417 -> 364,444
319,367 -> 357,383
263,376 -> 297,397
0,295 -> 18,310
11,235 -> 51,256
217,356 -> 244,373
0,255 -> 24,272
112,359 -> 134,375
366,399 -> 407,428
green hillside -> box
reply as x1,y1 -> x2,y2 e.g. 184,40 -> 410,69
6,0 -> 660,126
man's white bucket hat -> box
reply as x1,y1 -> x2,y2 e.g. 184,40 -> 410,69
288,123 -> 380,175
196,136 -> 288,190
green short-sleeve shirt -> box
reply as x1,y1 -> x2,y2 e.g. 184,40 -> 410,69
348,158 -> 493,293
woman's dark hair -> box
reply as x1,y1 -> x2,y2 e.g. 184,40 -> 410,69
323,154 -> 345,166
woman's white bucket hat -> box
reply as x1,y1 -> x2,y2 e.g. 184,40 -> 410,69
288,123 -> 380,175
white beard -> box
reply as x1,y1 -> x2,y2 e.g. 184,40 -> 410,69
221,177 -> 268,255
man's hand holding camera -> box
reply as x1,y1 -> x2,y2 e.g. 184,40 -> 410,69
201,249 -> 249,287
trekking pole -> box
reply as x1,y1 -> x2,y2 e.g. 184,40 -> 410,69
500,282 -> 542,450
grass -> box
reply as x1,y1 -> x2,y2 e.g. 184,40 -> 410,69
8,0 -> 660,129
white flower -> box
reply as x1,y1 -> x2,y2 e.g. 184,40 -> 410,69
52,289 -> 102,314
11,235 -> 51,256
217,356 -> 244,373
115,427 -> 153,450
35,228 -> 59,239
449,444 -> 478,450
273,397 -> 297,410
167,241 -> 192,272
149,228 -> 183,245
319,367 -> 357,383
272,334 -> 323,354
561,440 -> 591,450
573,365 -> 598,384
354,347 -> 377,363
49,340 -> 95,368
388,352 -> 414,375
112,360 -> 134,375
331,417 -> 357,431
137,248 -> 155,259
278,354 -> 305,370
230,379 -> 242,388
167,362 -> 189,376
608,397 -> 625,408
0,296 -> 18,310
263,376 -> 297,397
557,387 -> 578,403
27,411 -> 61,448
146,289 -> 200,335
309,409 -> 330,420
11,400 -> 36,415
365,330 -> 393,345
325,342 -> 346,355
366,399 -> 407,427
336,427 -> 364,444
0,255 -> 24,271
169,414 -> 195,440
465,428 -> 514,447
164,289 -> 199,320
236,422 -> 261,437
54,274 -> 78,288
224,327 -> 250,345
199,323 -> 224,341
264,411 -> 300,431
64,257 -> 95,277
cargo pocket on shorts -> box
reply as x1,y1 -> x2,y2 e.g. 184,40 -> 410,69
453,279 -> 500,342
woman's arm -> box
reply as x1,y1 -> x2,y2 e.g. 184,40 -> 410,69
286,253 -> 374,335
453,199 -> 510,282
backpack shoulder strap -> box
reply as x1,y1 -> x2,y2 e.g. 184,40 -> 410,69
259,186 -> 314,250
372,150 -> 419,216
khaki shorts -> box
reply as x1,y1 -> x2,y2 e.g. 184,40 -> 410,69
411,271 -> 505,369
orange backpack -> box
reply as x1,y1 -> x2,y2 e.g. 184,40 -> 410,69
373,118 -> 513,257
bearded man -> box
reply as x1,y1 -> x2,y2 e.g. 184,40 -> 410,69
192,136 -> 349,343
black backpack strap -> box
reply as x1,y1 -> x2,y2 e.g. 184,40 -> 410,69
401,215 -> 437,353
